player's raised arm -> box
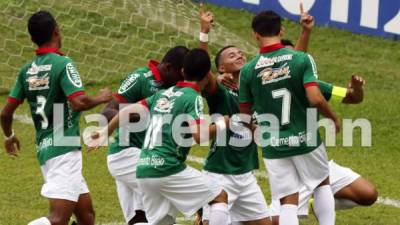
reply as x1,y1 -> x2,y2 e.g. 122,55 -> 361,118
295,2 -> 314,52
199,3 -> 214,52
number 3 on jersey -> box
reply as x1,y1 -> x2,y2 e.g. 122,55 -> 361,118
272,88 -> 291,125
36,96 -> 49,129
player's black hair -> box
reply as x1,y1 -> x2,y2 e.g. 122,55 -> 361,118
183,48 -> 211,81
28,11 -> 57,46
251,10 -> 282,37
215,45 -> 235,71
161,46 -> 190,70
281,39 -> 294,47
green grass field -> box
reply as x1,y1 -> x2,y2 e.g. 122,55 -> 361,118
0,0 -> 400,224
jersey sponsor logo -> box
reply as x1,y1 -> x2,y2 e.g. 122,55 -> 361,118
258,63 -> 291,85
154,97 -> 175,113
255,54 -> 293,69
26,73 -> 50,90
118,73 -> 139,94
66,63 -> 82,88
37,137 -> 53,151
270,131 -> 312,147
27,62 -> 52,75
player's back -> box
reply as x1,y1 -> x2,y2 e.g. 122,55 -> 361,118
239,44 -> 321,159
9,50 -> 85,164
137,82 -> 203,178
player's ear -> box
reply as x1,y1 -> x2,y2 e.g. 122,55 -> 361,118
219,65 -> 226,73
252,31 -> 259,42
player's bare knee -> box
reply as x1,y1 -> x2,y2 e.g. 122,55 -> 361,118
210,190 -> 228,204
359,186 -> 378,206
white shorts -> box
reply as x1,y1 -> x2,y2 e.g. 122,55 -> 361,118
270,160 -> 361,217
40,150 -> 89,202
138,166 -> 222,225
264,144 -> 329,201
107,147 -> 143,223
202,171 -> 270,222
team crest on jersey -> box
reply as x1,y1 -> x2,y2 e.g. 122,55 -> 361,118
255,54 -> 293,69
258,63 -> 291,85
66,63 -> 82,88
26,73 -> 50,90
154,97 -> 175,113
27,62 -> 52,75
118,73 -> 139,94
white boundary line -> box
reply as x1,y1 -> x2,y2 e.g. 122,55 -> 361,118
11,114 -> 400,210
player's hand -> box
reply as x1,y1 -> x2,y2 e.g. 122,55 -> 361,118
84,128 -> 108,151
4,136 -> 20,157
300,2 -> 314,31
348,75 -> 365,90
200,3 -> 214,34
217,73 -> 237,90
98,88 -> 113,103
345,75 -> 365,103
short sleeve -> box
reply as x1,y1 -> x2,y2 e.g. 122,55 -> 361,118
8,70 -> 25,104
317,80 -> 333,101
114,72 -> 142,103
238,64 -> 253,106
303,54 -> 319,87
61,61 -> 85,101
186,95 -> 204,124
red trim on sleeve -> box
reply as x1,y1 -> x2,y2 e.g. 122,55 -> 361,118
36,47 -> 65,56
259,43 -> 285,54
138,99 -> 149,109
7,96 -> 23,104
67,91 -> 85,101
240,102 -> 253,108
113,93 -> 129,103
304,82 -> 319,89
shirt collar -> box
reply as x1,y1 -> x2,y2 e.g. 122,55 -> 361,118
148,60 -> 162,82
176,81 -> 201,93
36,47 -> 65,56
259,43 -> 285,54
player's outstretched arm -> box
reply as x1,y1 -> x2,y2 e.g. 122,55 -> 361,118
69,88 -> 112,112
295,2 -> 314,52
0,102 -> 21,156
199,3 -> 214,52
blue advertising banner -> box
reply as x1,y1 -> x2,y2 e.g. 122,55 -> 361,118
205,0 -> 400,39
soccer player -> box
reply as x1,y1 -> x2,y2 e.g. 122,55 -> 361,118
91,48 -> 230,225
0,11 -> 112,225
100,46 -> 189,224
213,11 -> 377,223
198,5 -> 271,225
239,11 -> 340,225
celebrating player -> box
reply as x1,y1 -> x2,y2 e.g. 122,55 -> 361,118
239,10 -> 339,225
90,48 -> 230,225
198,4 -> 271,225
100,46 -> 189,225
0,11 -> 112,225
